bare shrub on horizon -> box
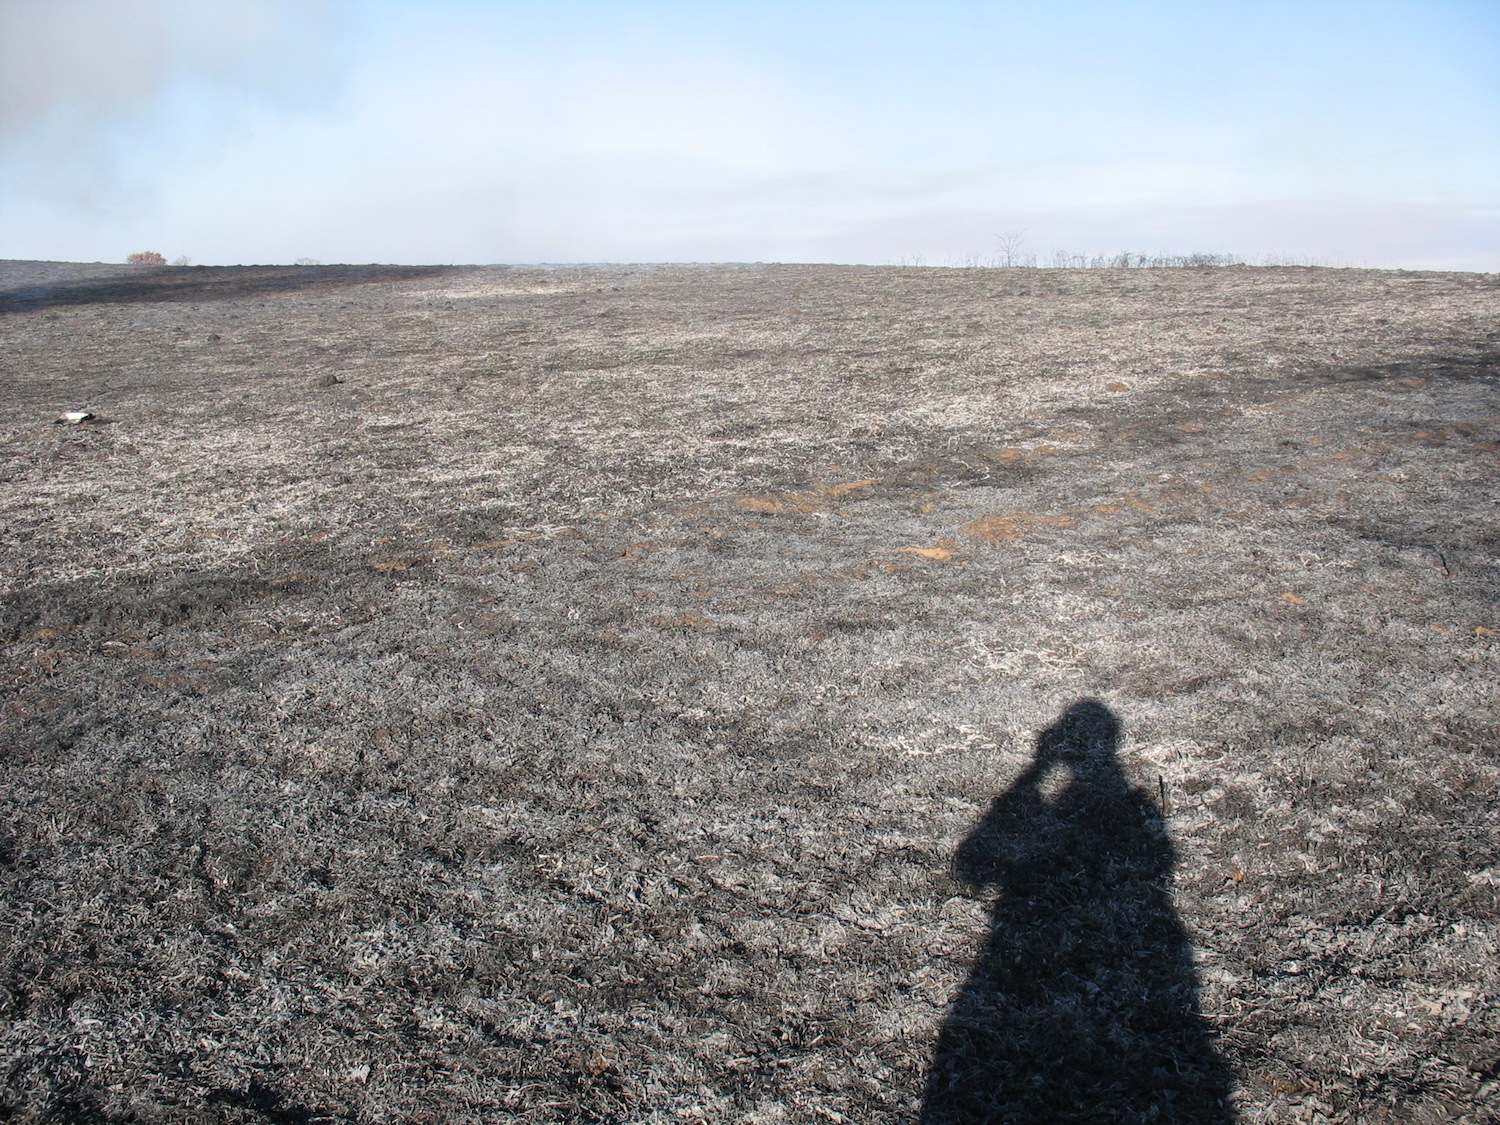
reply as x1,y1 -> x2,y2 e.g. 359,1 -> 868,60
909,249 -> 1357,270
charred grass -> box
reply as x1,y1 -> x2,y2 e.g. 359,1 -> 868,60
0,260 -> 1497,1122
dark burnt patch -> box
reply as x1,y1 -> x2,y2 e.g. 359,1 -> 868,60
0,264 -> 463,314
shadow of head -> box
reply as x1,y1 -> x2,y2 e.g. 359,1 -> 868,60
1037,698 -> 1119,764
1026,700 -> 1130,807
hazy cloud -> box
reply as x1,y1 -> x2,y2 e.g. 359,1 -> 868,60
0,0 -> 342,208
0,1 -> 1495,268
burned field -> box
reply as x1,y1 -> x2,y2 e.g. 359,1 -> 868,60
0,258 -> 1497,1123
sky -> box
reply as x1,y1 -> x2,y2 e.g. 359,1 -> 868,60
1,0 -> 1497,269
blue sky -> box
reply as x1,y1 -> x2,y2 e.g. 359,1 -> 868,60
1,0 -> 1496,268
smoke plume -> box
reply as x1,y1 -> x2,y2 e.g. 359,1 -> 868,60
0,0 -> 340,208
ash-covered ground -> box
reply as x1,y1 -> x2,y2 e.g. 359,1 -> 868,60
1,260 -> 1497,1124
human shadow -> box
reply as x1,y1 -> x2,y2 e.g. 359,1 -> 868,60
922,701 -> 1234,1123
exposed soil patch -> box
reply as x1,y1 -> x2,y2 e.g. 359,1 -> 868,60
1,260 -> 1497,1123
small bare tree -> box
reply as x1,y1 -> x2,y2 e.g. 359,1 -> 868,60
126,251 -> 166,265
994,230 -> 1027,268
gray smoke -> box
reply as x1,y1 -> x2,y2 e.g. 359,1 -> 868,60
0,0 -> 340,207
